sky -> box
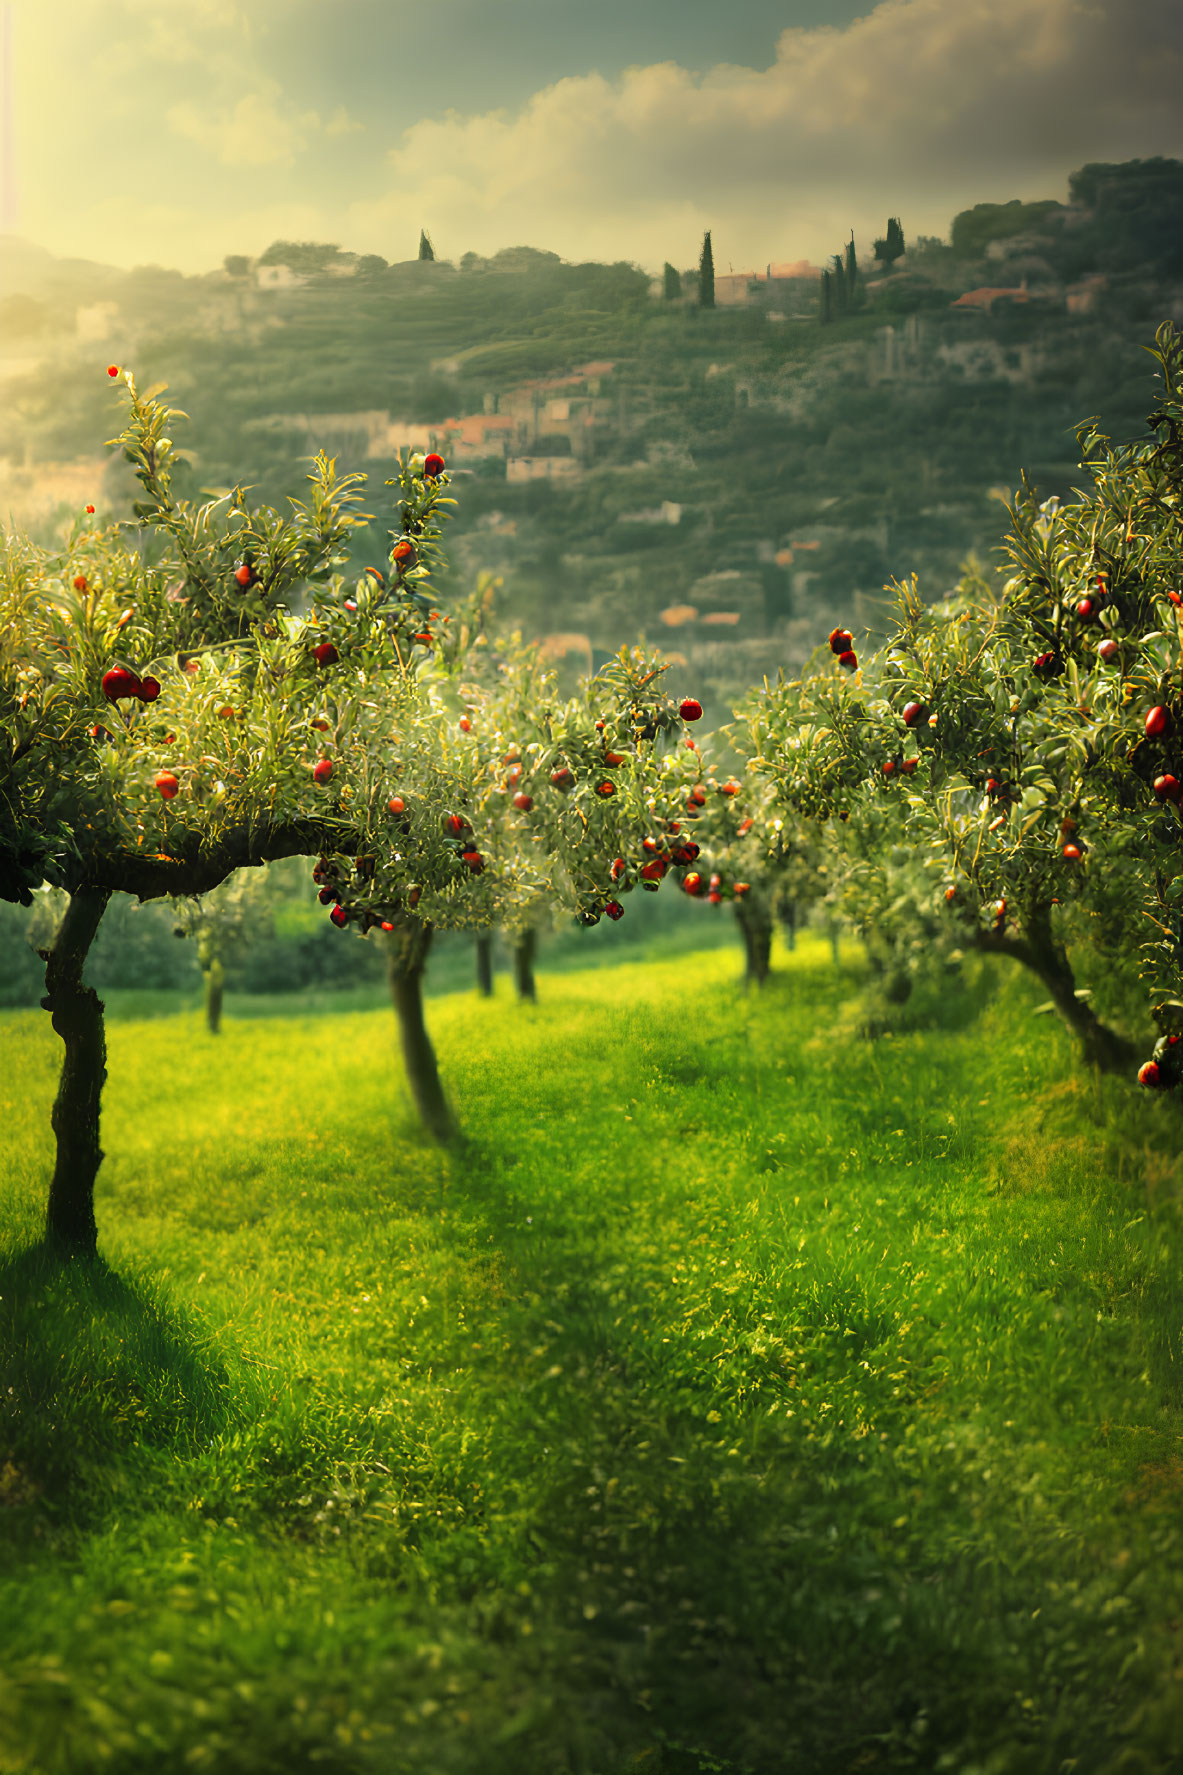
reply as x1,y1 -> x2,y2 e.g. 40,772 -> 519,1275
3,0 -> 1183,277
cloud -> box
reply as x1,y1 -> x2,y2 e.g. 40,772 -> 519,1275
11,0 -> 1183,273
167,89 -> 324,169
344,0 -> 1183,268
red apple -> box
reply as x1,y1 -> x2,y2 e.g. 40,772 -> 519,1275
837,650 -> 857,670
155,770 -> 179,800
312,642 -> 339,668
1097,638 -> 1119,663
107,364 -> 119,378
424,453 -> 445,477
551,767 -> 575,789
604,751 -> 626,766
1077,598 -> 1094,619
101,667 -> 141,701
85,504 -> 95,515
944,885 -> 957,903
318,887 -> 339,905
1062,843 -> 1082,861
733,882 -> 750,896
641,858 -> 667,883
610,858 -> 626,883
461,849 -> 485,874
1154,774 -> 1182,802
313,759 -> 334,785
380,920 -> 395,932
679,698 -> 703,722
595,780 -> 616,798
1146,705 -> 1170,738
883,760 -> 896,777
605,900 -> 624,921
136,676 -> 160,703
391,537 -> 416,566
73,574 -> 88,592
902,700 -> 924,726
829,627 -> 853,654
388,795 -> 405,814
683,872 -> 702,895
1139,1060 -> 1163,1089
513,792 -> 534,811
445,813 -> 472,836
329,904 -> 348,928
720,779 -> 741,796
901,758 -> 918,775
235,562 -> 253,588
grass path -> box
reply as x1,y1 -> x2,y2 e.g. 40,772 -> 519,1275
2,936 -> 1183,1773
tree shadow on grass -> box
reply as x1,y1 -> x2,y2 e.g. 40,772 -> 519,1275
0,1240 -> 234,1543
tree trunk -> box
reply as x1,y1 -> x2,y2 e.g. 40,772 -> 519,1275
385,922 -> 457,1142
41,886 -> 111,1257
475,933 -> 494,998
827,921 -> 842,966
513,928 -> 537,1003
735,898 -> 773,988
779,902 -> 797,952
978,900 -> 1138,1076
203,958 -> 224,1034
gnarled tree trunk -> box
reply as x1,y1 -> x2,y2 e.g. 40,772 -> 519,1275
475,933 -> 494,998
512,928 -> 537,1003
779,901 -> 797,952
385,921 -> 456,1142
41,885 -> 111,1256
978,898 -> 1137,1075
735,896 -> 773,988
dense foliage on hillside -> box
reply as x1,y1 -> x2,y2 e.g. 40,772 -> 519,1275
2,159 -> 1181,714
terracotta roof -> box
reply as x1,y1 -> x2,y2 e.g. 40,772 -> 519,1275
950,285 -> 1030,309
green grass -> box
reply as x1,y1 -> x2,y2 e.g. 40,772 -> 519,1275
3,937 -> 1183,1773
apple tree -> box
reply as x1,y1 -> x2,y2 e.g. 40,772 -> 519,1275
739,313 -> 1183,1084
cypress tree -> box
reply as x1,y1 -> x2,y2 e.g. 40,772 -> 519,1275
831,252 -> 848,315
663,261 -> 681,301
418,230 -> 435,261
698,231 -> 715,309
873,217 -> 905,270
845,233 -> 859,308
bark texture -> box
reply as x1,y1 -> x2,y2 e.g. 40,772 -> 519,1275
385,921 -> 456,1142
977,900 -> 1138,1075
42,886 -> 111,1255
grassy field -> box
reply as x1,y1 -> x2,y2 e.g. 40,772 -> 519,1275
2,935 -> 1183,1774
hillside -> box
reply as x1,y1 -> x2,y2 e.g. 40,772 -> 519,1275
2,157 -> 1182,706
4,940 -> 1183,1771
